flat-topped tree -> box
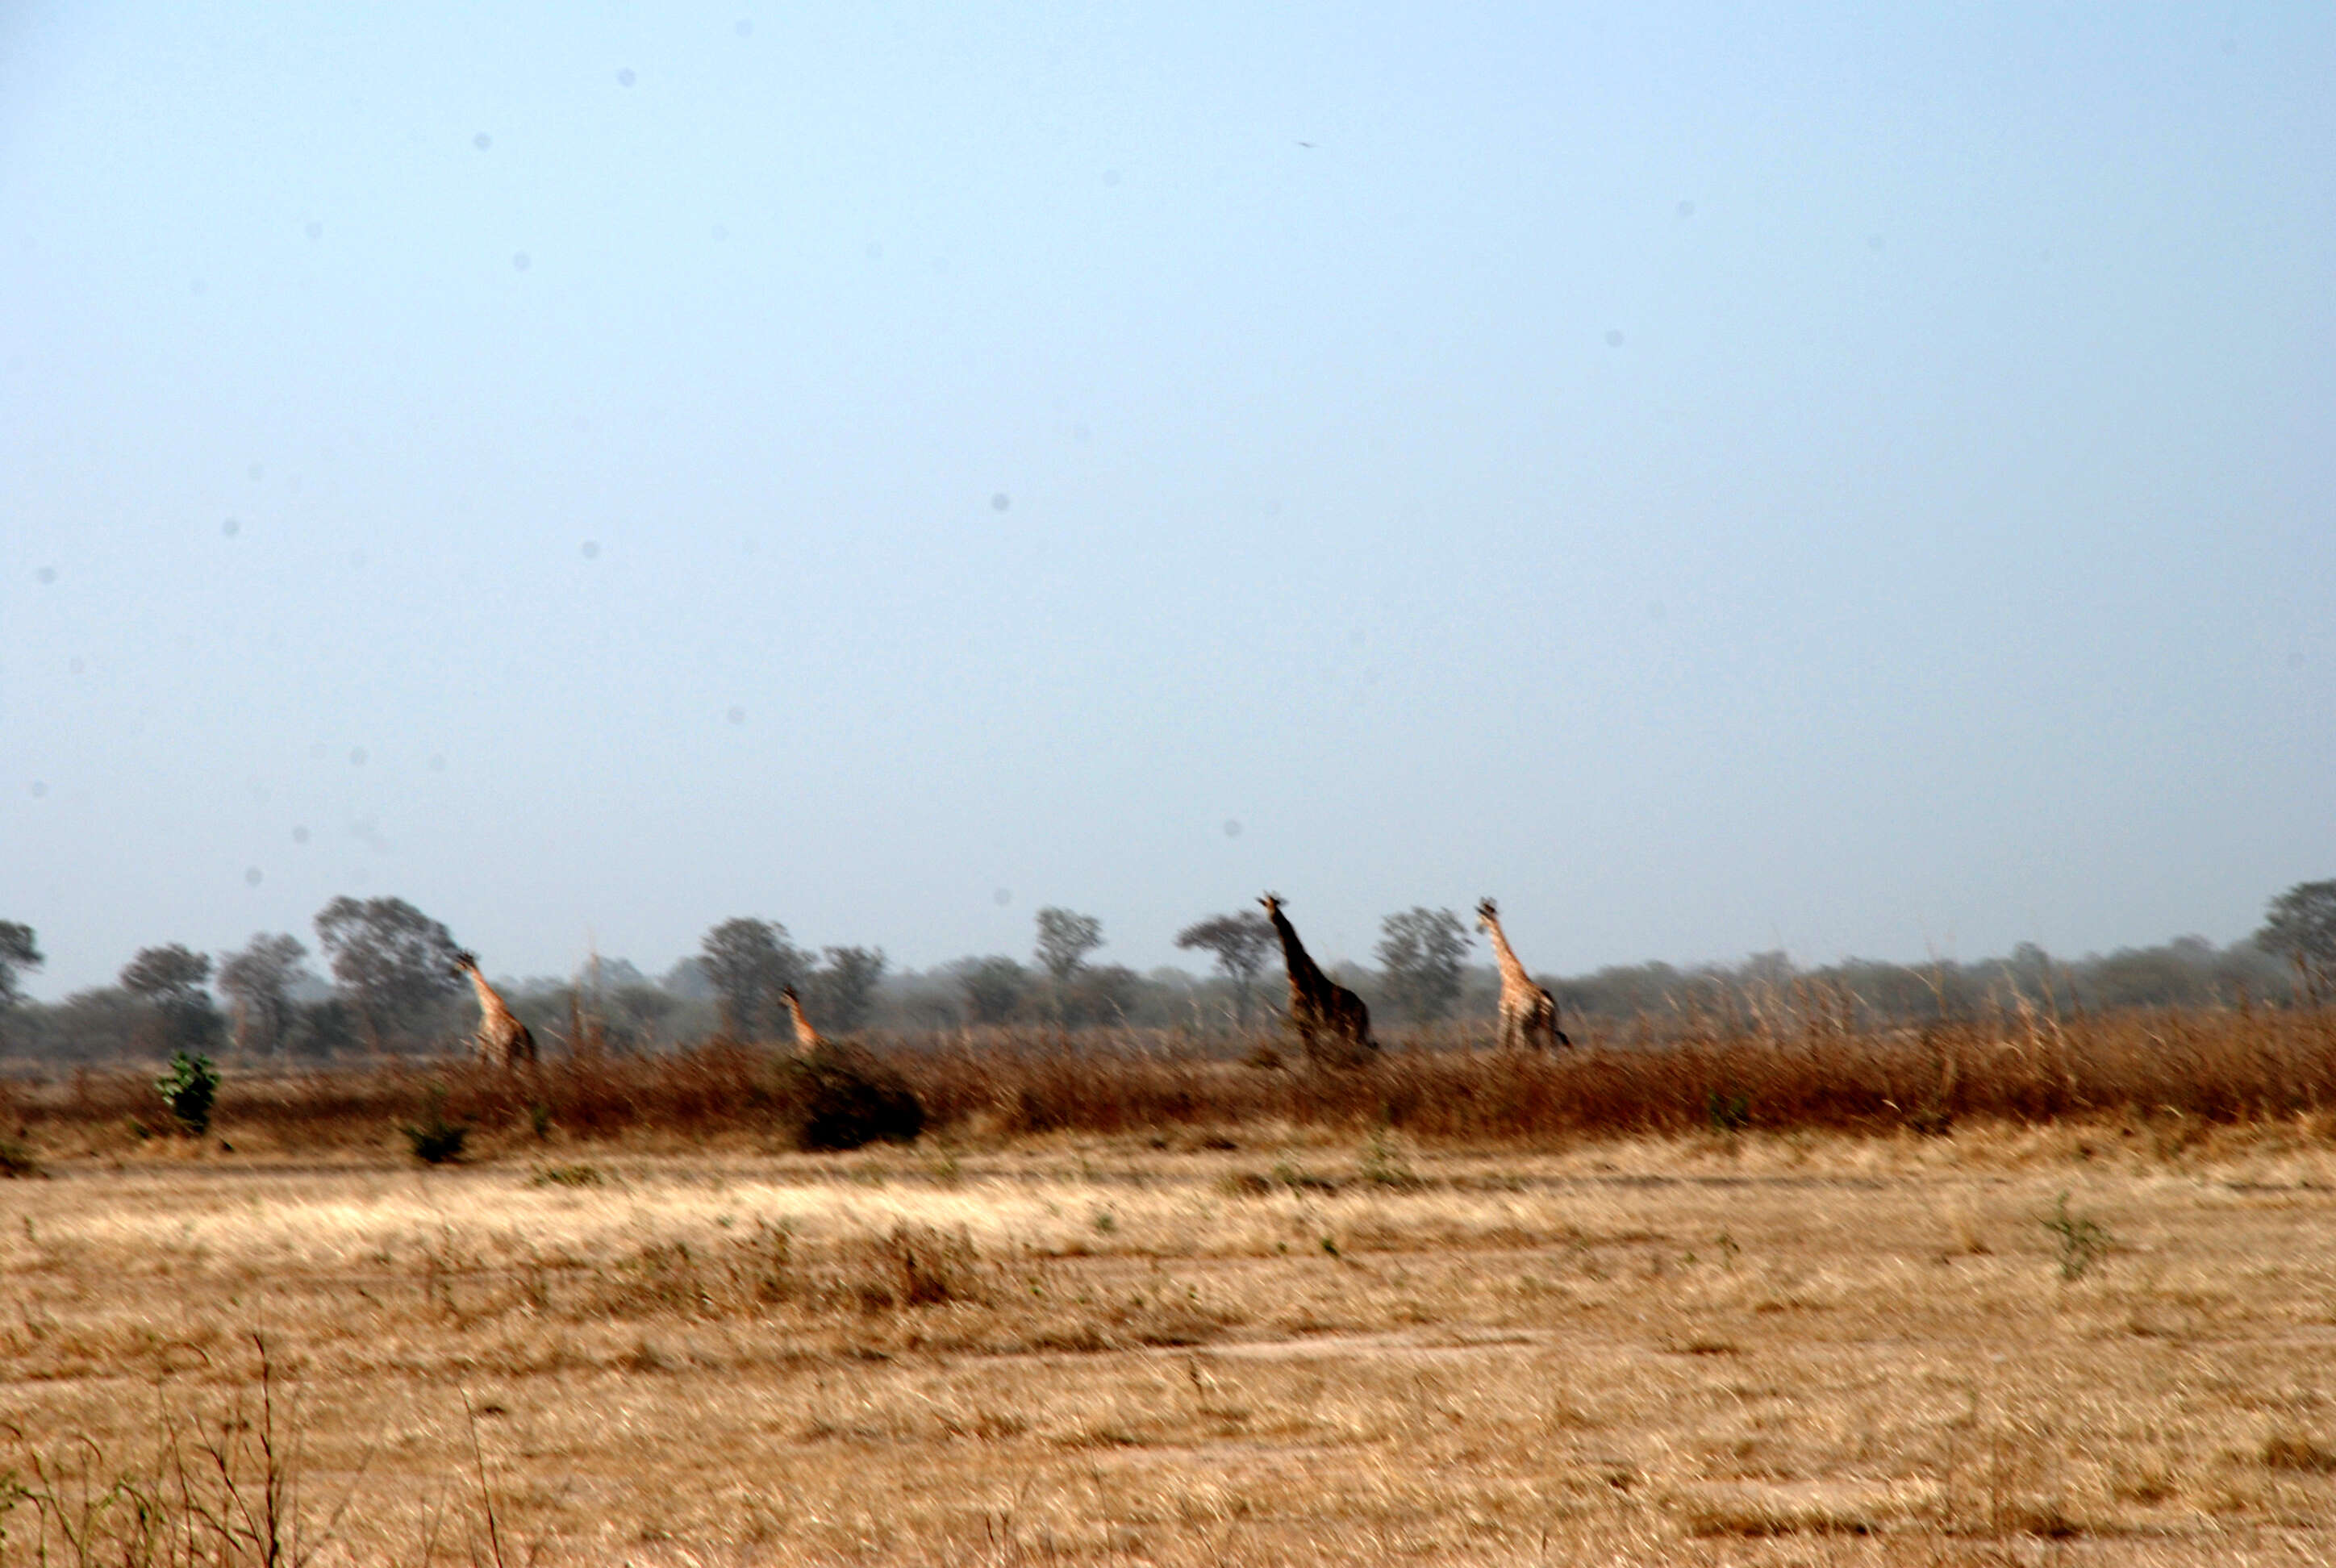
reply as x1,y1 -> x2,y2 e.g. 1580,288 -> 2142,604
120,944 -> 225,1058
2259,880 -> 2336,990
1176,911 -> 1274,1028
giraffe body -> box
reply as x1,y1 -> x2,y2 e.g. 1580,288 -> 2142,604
453,953 -> 537,1069
1475,899 -> 1569,1050
1258,894 -> 1377,1068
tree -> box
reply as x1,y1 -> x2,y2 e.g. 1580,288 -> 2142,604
805,946 -> 887,1034
120,944 -> 226,1057
217,933 -> 312,1057
2258,880 -> 2336,985
1033,907 -> 1104,983
1175,911 -> 1275,1027
699,917 -> 806,1039
1061,963 -> 1141,1028
957,956 -> 1028,1025
0,921 -> 41,1053
0,921 -> 41,1007
314,896 -> 463,1051
1375,907 -> 1472,1023
1033,907 -> 1105,1024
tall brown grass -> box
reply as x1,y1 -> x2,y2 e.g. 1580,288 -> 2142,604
6,999 -> 2334,1152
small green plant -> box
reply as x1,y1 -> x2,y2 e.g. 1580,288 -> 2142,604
1270,1159 -> 1338,1194
1360,1127 -> 1422,1190
2042,1191 -> 2112,1280
1705,1090 -> 1751,1134
154,1051 -> 221,1136
527,1101 -> 553,1140
402,1087 -> 469,1166
530,1163 -> 602,1187
0,1136 -> 41,1178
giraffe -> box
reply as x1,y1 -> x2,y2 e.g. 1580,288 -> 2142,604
1258,893 -> 1377,1068
1475,899 -> 1570,1051
453,951 -> 537,1069
779,985 -> 825,1051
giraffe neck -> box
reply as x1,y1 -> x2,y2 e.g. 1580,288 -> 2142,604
1266,910 -> 1324,987
463,965 -> 514,1022
782,992 -> 822,1047
1482,918 -> 1532,988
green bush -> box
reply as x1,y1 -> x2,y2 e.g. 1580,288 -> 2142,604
401,1088 -> 469,1165
2042,1191 -> 2112,1281
154,1051 -> 221,1136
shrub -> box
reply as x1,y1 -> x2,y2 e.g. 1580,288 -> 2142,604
844,1224 -> 985,1310
784,1044 -> 924,1152
402,1087 -> 469,1165
2042,1191 -> 2112,1281
154,1051 -> 220,1136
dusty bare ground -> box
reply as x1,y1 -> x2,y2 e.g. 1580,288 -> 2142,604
6,1122 -> 2336,1565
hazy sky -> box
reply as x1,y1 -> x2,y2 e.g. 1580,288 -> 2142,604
5,4 -> 2332,997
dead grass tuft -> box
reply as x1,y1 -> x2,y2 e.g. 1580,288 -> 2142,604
2262,1431 -> 2336,1473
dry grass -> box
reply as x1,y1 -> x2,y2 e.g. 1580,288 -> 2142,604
7,1120 -> 2336,1564
6,1010 -> 2336,1563
6,1002 -> 2335,1158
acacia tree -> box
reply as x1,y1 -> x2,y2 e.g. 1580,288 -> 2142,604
699,917 -> 806,1039
1033,907 -> 1105,1024
0,922 -> 40,1006
120,944 -> 226,1057
1376,907 -> 1472,1024
0,922 -> 41,1053
2259,880 -> 2336,992
314,896 -> 463,1051
217,933 -> 312,1057
1175,911 -> 1274,1028
1033,908 -> 1104,983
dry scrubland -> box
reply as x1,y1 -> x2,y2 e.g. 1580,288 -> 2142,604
6,1010 -> 2336,1566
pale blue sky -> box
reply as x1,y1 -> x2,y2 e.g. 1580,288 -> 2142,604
5,3 -> 2331,995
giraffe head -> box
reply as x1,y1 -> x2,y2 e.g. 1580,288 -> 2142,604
451,949 -> 481,974
780,984 -> 801,1004
1475,898 -> 1498,930
1258,892 -> 1284,918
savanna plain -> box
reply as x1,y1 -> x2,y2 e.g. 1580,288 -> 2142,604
8,1013 -> 2336,1566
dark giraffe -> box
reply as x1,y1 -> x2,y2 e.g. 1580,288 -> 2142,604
1258,893 -> 1376,1067
1475,899 -> 1570,1050
453,951 -> 537,1069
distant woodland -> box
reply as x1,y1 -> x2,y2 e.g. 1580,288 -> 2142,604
1,882 -> 2330,1065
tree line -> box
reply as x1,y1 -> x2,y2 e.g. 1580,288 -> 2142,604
2,881 -> 2331,1064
